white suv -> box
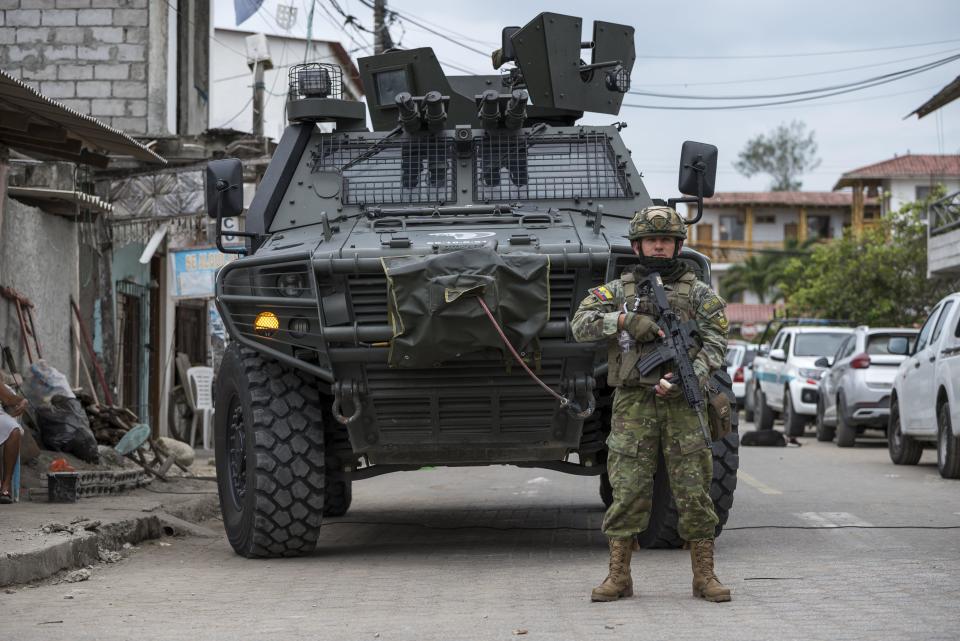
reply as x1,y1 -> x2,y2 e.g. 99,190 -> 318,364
752,326 -> 853,436
888,292 -> 960,478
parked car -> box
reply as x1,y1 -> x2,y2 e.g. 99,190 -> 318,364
725,341 -> 757,410
888,293 -> 960,478
814,327 -> 918,447
752,326 -> 853,436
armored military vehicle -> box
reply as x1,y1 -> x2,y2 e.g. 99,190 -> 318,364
206,12 -> 738,558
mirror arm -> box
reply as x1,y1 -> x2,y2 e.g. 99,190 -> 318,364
214,182 -> 255,256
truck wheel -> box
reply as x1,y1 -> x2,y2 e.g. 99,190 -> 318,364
888,399 -> 922,465
836,393 -> 857,448
783,391 -> 805,437
214,344 -> 326,558
937,402 -> 960,479
815,398 -> 835,442
637,373 -> 739,549
757,391 -> 775,431
323,421 -> 353,517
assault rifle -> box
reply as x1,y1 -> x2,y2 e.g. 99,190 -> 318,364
634,272 -> 712,448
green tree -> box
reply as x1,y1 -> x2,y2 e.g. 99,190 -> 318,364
721,238 -> 816,303
779,202 -> 955,326
733,121 -> 821,191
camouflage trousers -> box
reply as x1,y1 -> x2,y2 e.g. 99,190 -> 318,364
602,386 -> 718,541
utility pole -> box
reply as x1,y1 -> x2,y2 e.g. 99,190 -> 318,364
373,0 -> 393,54
252,60 -> 265,136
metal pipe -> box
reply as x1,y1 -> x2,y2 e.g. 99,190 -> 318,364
394,92 -> 421,133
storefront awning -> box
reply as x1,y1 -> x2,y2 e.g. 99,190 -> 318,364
0,69 -> 165,166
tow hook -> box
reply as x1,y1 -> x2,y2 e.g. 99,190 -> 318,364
332,380 -> 362,425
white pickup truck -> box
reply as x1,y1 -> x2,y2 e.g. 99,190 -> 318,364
888,292 -> 960,478
751,325 -> 853,436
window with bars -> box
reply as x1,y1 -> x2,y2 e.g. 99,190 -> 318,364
474,133 -> 631,201
308,136 -> 456,205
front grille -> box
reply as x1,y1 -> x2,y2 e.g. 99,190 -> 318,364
474,133 -> 631,202
365,360 -> 563,441
345,271 -> 578,327
308,135 -> 455,205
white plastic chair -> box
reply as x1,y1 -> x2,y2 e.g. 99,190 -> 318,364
187,366 -> 215,451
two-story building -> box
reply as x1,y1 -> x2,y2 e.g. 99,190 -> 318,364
833,154 -> 960,219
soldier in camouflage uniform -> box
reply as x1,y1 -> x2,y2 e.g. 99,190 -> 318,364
571,206 -> 731,603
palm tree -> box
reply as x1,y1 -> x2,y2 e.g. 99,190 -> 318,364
721,238 -> 817,303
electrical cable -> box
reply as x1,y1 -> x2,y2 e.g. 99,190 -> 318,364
159,0 -> 249,59
638,47 -> 960,88
629,53 -> 960,101
636,36 -> 960,60
623,56 -> 959,110
357,0 -> 499,49
365,4 -> 490,57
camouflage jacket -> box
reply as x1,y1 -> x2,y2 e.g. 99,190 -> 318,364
570,267 -> 728,387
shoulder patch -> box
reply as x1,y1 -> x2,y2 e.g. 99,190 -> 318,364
591,285 -> 614,302
700,294 -> 725,316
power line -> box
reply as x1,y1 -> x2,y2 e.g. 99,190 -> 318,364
628,53 -> 960,101
623,55 -> 960,110
637,36 -> 960,60
637,47 -> 960,88
367,3 -> 491,57
370,1 -> 498,49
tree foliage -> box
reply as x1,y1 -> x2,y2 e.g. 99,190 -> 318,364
721,239 -> 817,303
779,202 -> 955,326
733,120 -> 821,191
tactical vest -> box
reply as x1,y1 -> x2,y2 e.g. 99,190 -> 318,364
607,270 -> 702,387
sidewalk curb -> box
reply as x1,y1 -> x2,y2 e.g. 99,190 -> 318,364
0,494 -> 220,588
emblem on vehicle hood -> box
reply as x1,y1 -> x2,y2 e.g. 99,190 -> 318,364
427,232 -> 497,240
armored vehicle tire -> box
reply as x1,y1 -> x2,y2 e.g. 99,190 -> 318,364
757,391 -> 776,431
635,430 -> 740,549
783,392 -> 805,438
888,399 -> 922,465
323,425 -> 353,517
815,399 -> 835,442
937,402 -> 960,479
214,344 -> 326,558
836,394 -> 857,448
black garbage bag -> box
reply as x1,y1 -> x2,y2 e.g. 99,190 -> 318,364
37,395 -> 100,463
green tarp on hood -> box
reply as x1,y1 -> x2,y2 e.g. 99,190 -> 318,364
381,248 -> 551,368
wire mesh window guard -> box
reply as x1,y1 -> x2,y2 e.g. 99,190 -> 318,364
474,133 -> 631,201
308,136 -> 456,205
288,63 -> 343,101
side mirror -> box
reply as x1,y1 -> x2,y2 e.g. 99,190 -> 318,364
814,356 -> 831,368
769,348 -> 786,362
668,140 -> 718,225
206,158 -> 253,255
888,336 -> 909,355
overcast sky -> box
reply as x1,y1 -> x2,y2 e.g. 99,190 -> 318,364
325,0 -> 960,199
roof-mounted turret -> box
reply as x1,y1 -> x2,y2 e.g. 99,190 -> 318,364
358,12 -> 635,132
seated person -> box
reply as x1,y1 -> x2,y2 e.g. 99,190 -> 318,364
0,381 -> 27,504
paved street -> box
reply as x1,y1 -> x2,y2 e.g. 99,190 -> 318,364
4,425 -> 959,641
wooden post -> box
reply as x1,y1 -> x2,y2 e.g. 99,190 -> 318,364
744,205 -> 754,259
852,181 -> 864,238
798,206 -> 808,242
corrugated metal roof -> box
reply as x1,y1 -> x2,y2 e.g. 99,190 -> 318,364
908,75 -> 960,119
0,69 -> 165,165
7,186 -> 113,217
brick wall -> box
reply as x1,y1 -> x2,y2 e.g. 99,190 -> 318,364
0,0 -> 151,134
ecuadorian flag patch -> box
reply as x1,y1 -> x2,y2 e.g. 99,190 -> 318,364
591,286 -> 614,302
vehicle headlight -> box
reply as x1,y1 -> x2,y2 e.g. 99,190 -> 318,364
276,273 -> 305,297
797,368 -> 823,381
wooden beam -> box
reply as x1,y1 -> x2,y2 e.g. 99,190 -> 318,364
0,131 -> 82,154
798,206 -> 808,242
0,110 -> 31,132
745,205 -> 754,244
852,182 -> 864,238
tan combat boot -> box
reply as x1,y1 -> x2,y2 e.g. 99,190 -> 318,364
590,537 -> 634,602
690,538 -> 731,602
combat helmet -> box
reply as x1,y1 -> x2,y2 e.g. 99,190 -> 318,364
626,206 -> 687,240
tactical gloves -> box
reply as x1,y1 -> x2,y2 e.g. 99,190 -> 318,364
623,313 -> 662,343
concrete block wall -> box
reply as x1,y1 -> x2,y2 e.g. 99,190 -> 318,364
0,0 -> 151,134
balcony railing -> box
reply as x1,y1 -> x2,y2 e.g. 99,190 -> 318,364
929,190 -> 960,237
687,240 -> 796,262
